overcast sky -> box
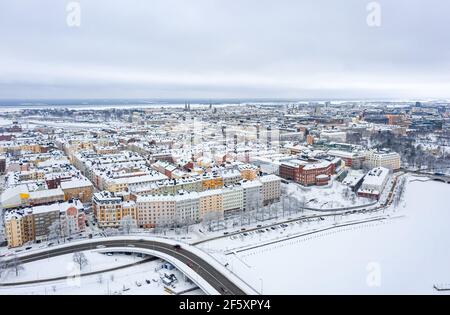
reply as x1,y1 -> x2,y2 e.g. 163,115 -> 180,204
0,0 -> 449,100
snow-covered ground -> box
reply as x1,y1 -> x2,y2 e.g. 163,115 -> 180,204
201,176 -> 450,294
0,251 -> 145,283
0,257 -> 201,295
286,179 -> 373,209
0,118 -> 13,126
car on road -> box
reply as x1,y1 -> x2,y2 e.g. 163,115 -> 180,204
223,232 -> 229,235
25,246 -> 32,250
96,245 -> 106,249
173,244 -> 182,251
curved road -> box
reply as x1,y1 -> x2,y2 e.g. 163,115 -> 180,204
1,239 -> 247,295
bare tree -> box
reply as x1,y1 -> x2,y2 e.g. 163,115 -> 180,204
120,215 -> 137,235
342,186 -> 351,199
73,252 -> 89,271
6,255 -> 24,277
104,227 -> 119,237
62,215 -> 78,238
0,216 -> 5,246
203,211 -> 222,231
48,220 -> 63,244
0,258 -> 7,279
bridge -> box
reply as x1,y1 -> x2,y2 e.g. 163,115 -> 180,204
401,169 -> 450,183
0,236 -> 258,295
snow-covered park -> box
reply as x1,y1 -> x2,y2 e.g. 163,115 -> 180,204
285,178 -> 374,210
0,254 -> 201,295
201,176 -> 450,294
0,250 -> 146,283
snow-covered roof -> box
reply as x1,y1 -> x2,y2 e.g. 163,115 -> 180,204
60,178 -> 93,190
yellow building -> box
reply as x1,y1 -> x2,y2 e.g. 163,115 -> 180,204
93,192 -> 137,228
201,175 -> 224,190
239,164 -> 259,181
4,211 -> 34,248
198,189 -> 223,220
60,179 -> 94,203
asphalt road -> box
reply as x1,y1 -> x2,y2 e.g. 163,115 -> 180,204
2,239 -> 247,295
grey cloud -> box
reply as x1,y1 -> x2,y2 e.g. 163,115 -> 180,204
0,0 -> 450,99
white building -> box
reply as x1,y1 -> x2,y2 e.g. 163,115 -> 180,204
259,174 -> 281,205
136,192 -> 200,227
365,150 -> 401,170
222,185 -> 244,215
241,180 -> 263,211
320,131 -> 347,143
358,167 -> 391,199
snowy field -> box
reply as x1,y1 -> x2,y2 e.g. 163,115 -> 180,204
0,257 -> 201,295
286,180 -> 374,210
202,176 -> 450,294
0,118 -> 13,126
0,251 -> 146,283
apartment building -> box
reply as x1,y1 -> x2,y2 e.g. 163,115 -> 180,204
4,210 -> 34,248
259,174 -> 281,205
136,195 -> 176,228
238,164 -> 259,181
241,180 -> 263,211
201,173 -> 224,190
135,192 -> 200,228
327,150 -> 366,169
93,191 -> 137,228
60,178 -> 94,203
4,199 -> 86,247
365,150 -> 401,171
222,185 -> 244,216
198,189 -> 223,220
32,205 -> 60,242
221,170 -> 242,186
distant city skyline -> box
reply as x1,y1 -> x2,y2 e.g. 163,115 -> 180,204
1,0 -> 450,99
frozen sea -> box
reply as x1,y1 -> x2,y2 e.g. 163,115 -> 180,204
225,177 -> 450,294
